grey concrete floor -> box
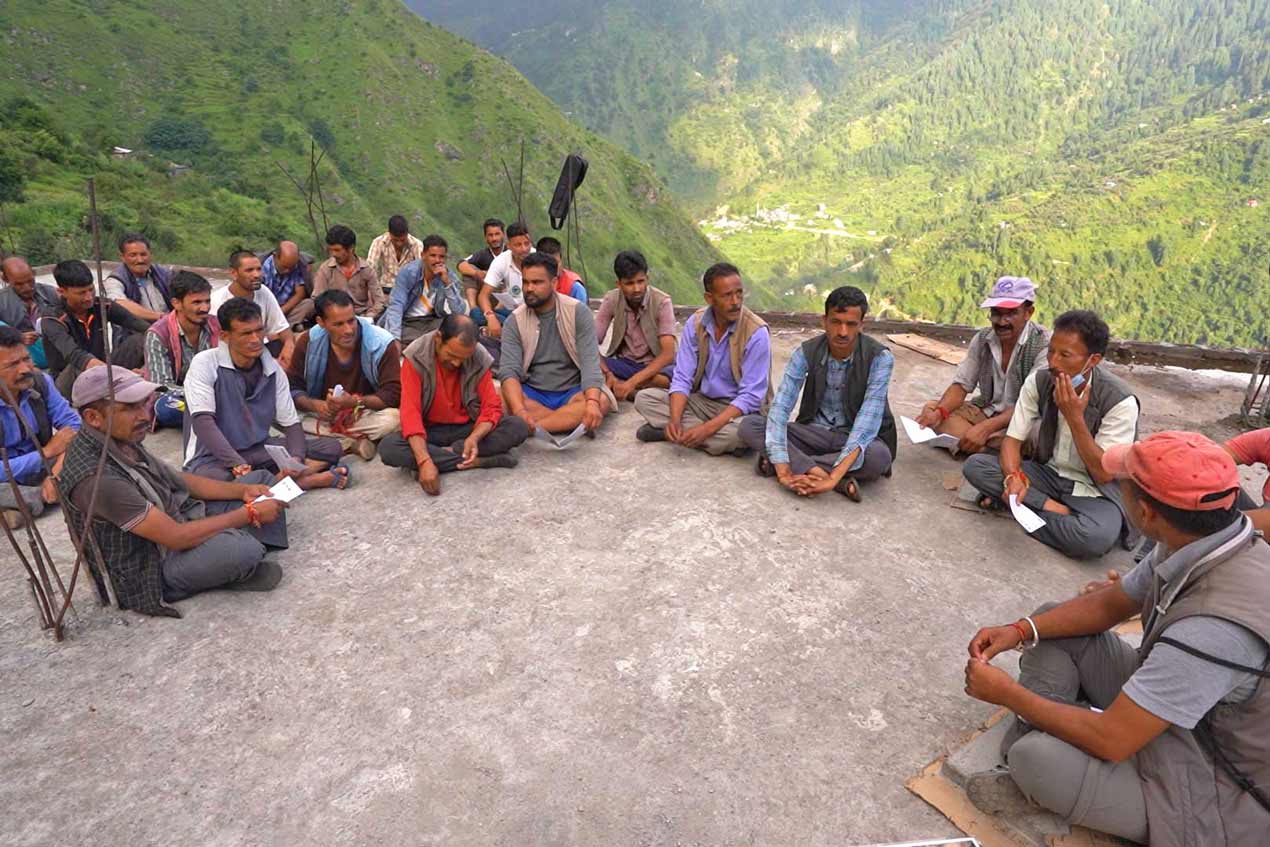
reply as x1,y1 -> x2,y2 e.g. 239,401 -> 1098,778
0,328 -> 1257,847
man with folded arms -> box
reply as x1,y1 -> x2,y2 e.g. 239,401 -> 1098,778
964,431 -> 1270,846
60,367 -> 289,618
380,314 -> 529,495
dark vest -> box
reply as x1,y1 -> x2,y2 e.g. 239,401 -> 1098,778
24,381 -> 53,448
795,334 -> 897,461
403,331 -> 493,423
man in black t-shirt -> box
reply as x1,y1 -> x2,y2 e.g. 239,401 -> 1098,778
456,217 -> 506,324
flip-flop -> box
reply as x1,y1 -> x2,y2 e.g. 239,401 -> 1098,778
327,462 -> 352,490
836,476 -> 862,503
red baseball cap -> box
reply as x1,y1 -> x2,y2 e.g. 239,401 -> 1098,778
1102,431 -> 1241,511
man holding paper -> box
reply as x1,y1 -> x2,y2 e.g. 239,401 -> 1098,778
60,367 -> 289,618
915,276 -> 1049,454
963,310 -> 1139,559
738,285 -> 896,501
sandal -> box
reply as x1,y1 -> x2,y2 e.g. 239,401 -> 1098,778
755,453 -> 776,478
835,476 -> 862,503
977,494 -> 1005,512
327,462 -> 352,490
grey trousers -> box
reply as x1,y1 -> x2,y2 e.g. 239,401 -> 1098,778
737,415 -> 893,480
401,315 -> 443,345
0,481 -> 45,516
1004,603 -> 1149,844
53,332 -> 146,397
963,454 -> 1123,559
379,418 -> 531,474
160,470 -> 281,601
634,389 -> 745,455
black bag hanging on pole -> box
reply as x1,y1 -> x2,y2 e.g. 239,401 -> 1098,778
549,153 -> 588,230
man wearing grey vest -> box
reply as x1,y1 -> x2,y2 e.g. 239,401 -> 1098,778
738,286 -> 896,501
963,310 -> 1139,559
963,431 -> 1270,846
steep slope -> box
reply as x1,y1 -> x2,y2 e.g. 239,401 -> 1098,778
0,0 -> 720,302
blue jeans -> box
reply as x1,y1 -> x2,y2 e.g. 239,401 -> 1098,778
470,306 -> 515,328
154,393 -> 185,429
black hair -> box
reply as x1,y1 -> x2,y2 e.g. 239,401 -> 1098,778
53,259 -> 94,289
483,218 -> 505,233
702,262 -> 740,292
314,289 -> 355,319
439,313 -> 478,346
421,234 -> 448,252
505,221 -> 530,240
118,232 -> 150,252
536,236 -> 562,256
170,270 -> 212,301
825,285 -> 869,317
388,215 -> 409,237
228,249 -> 258,270
613,250 -> 648,280
1053,309 -> 1110,356
0,325 -> 25,349
325,224 -> 357,248
1131,481 -> 1242,539
521,251 -> 558,278
217,296 -> 263,331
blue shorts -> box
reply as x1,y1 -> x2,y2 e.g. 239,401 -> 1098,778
522,384 -> 582,411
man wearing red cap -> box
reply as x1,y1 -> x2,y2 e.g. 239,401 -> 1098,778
962,431 -> 1270,846
915,276 -> 1048,454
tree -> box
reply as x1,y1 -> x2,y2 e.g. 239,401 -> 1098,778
1146,234 -> 1166,267
144,116 -> 211,154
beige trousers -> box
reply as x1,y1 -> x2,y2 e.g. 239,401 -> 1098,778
633,388 -> 744,456
301,408 -> 401,453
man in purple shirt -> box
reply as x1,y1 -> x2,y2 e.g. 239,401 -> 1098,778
633,262 -> 772,456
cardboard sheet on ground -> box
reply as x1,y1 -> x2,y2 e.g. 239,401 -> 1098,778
253,475 -> 303,504
902,416 -> 961,451
1008,495 -> 1047,534
264,444 -> 307,473
534,423 -> 587,449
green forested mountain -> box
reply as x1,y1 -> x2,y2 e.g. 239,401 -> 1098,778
0,0 -> 720,302
415,0 -> 1270,345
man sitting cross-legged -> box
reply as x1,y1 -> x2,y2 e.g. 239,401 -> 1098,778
181,297 -> 347,490
963,432 -> 1270,847
914,276 -> 1049,455
594,249 -> 676,402
143,270 -> 220,429
0,256 -> 59,369
43,260 -> 150,398
210,250 -> 296,368
498,252 -> 613,437
739,286 -> 896,502
382,233 -> 467,345
260,240 -> 315,329
285,290 -> 402,462
963,309 -> 1140,559
634,262 -> 771,455
0,326 -> 80,528
60,367 -> 288,619
380,314 -> 530,496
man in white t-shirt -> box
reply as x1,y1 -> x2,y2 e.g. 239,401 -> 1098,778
477,221 -> 534,340
211,250 -> 295,368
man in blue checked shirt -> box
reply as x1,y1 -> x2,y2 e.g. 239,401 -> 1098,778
738,285 -> 897,502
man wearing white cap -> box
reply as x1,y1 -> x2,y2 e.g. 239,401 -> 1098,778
916,276 -> 1049,454
58,365 -> 289,618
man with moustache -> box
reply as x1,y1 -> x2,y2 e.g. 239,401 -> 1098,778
382,234 -> 467,344
477,221 -> 534,340
260,240 -> 316,329
60,367 -> 289,618
634,262 -> 772,456
594,250 -> 677,401
963,310 -> 1141,559
0,326 -> 80,527
143,271 -> 221,429
0,256 -> 59,368
457,217 -> 507,321
210,249 -> 296,367
739,286 -> 896,502
915,276 -> 1049,454
105,233 -> 173,324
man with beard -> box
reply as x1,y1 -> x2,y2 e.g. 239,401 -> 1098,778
210,250 -> 296,367
498,252 -> 612,437
143,271 -> 221,428
477,221 -> 534,340
594,250 -> 677,402
0,326 -> 80,527
182,297 -> 346,490
105,233 -> 172,324
916,277 -> 1049,454
0,256 -> 59,368
634,262 -> 772,456
739,286 -> 896,502
963,310 -> 1141,559
60,367 -> 288,618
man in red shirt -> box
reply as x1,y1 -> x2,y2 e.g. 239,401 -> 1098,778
379,314 -> 530,495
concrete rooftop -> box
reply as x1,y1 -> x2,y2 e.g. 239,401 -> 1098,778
0,322 -> 1261,847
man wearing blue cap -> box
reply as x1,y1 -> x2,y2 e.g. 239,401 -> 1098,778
916,276 -> 1049,454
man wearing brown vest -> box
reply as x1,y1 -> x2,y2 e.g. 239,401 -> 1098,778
963,431 -> 1270,846
633,262 -> 771,456
594,250 -> 677,402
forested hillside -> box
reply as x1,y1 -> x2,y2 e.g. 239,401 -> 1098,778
417,0 -> 1270,345
0,0 -> 720,302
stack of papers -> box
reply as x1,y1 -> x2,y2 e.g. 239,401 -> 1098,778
253,475 -> 304,504
1008,494 -> 1047,533
264,444 -> 308,473
900,416 -> 961,451
534,423 -> 587,449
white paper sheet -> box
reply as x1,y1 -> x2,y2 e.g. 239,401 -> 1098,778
253,475 -> 303,504
533,423 -> 587,449
1009,494 -> 1048,534
900,415 -> 961,450
493,291 -> 520,310
264,444 -> 308,473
